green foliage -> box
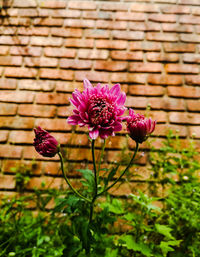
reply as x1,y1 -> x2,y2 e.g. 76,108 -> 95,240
0,131 -> 200,256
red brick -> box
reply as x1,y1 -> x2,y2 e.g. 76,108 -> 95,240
165,64 -> 199,74
131,3 -> 159,12
189,126 -> 200,138
40,69 -> 74,80
68,1 -> 96,10
148,74 -> 183,85
58,105 -> 74,117
0,36 -> 29,45
35,92 -> 70,105
18,104 -> 56,117
180,15 -> 200,24
129,85 -> 164,96
0,27 -> 17,35
51,9 -> 81,18
60,59 -> 92,69
0,103 -> 17,115
85,29 -> 110,39
147,32 -> 178,42
39,0 -> 67,8
82,10 -> 113,20
129,22 -> 161,31
33,18 -> 63,26
180,34 -> 200,43
185,75 -> 200,85
96,39 -> 127,50
56,81 -> 83,93
0,114 -> 32,130
23,145 -> 59,160
18,27 -> 50,36
43,162 -> 61,176
149,14 -> 177,23
155,124 -> 187,137
13,0 -> 36,7
115,12 -> 146,21
3,17 -> 31,26
107,150 -> 147,165
129,62 -> 162,72
112,31 -> 144,40
162,5 -> 190,14
169,112 -> 200,124
0,91 -> 35,103
96,20 -> 127,30
0,79 -> 17,89
44,47 -> 76,58
75,71 -> 110,82
168,86 -> 200,98
51,28 -> 82,37
64,19 -> 95,28
147,52 -> 179,62
65,38 -> 94,48
0,46 -> 9,55
129,41 -> 161,51
24,57 -> 58,67
100,3 -> 129,11
94,61 -> 127,71
0,145 -> 22,159
35,118 -> 71,131
4,67 -> 37,78
52,132 -> 89,146
179,0 -> 200,5
18,80 -> 55,91
111,51 -> 143,60
0,56 -> 22,66
27,176 -> 69,190
13,9 -> 38,17
0,175 -> 15,189
187,100 -> 200,111
111,73 -> 146,84
0,131 -> 8,142
10,46 -> 42,56
9,131 -> 34,144
164,43 -> 196,52
30,36 -> 63,46
126,96 -> 184,110
78,49 -> 109,59
162,23 -> 193,33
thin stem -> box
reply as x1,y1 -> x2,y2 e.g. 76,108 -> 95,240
91,140 -> 98,198
58,152 -> 91,203
97,142 -> 139,196
97,139 -> 106,179
89,140 -> 98,222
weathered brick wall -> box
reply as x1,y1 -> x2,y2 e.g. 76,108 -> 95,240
0,0 -> 200,196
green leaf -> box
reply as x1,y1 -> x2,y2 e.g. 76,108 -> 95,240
105,248 -> 118,257
101,199 -> 124,214
120,235 -> 152,256
155,224 -> 174,239
77,169 -> 94,192
160,240 -> 181,257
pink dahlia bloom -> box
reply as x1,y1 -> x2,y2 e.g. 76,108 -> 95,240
33,126 -> 59,157
126,108 -> 156,144
67,79 -> 126,140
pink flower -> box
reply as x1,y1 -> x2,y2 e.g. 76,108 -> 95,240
67,79 -> 126,140
126,108 -> 156,144
33,126 -> 59,157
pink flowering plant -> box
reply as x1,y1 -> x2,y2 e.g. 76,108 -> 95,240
33,79 -> 156,255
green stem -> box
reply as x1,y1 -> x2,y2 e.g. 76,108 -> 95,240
58,151 -> 91,203
89,140 -> 98,222
97,139 -> 106,179
92,140 -> 98,198
97,142 -> 139,196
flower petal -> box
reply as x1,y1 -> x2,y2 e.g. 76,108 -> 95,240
89,129 -> 99,140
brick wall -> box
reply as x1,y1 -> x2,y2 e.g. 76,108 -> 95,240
0,0 -> 200,196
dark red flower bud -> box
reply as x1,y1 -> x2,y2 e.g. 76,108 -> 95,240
33,126 -> 59,157
126,109 -> 156,144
